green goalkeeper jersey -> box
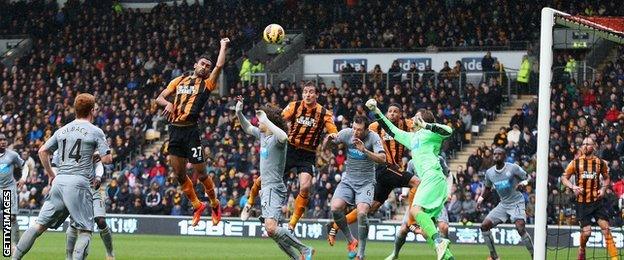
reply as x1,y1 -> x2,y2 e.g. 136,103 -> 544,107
377,113 -> 453,178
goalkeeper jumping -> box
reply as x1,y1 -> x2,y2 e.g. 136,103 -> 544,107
365,99 -> 454,260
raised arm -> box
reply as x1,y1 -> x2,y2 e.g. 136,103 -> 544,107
365,99 -> 413,148
234,97 -> 258,137
207,38 -> 230,86
256,110 -> 288,143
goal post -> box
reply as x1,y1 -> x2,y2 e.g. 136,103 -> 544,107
535,8 -> 624,260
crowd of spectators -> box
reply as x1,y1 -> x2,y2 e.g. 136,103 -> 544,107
3,0 -> 623,225
447,46 -> 624,225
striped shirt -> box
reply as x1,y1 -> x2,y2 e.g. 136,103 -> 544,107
369,118 -> 413,171
564,155 -> 609,203
166,72 -> 220,125
282,101 -> 338,152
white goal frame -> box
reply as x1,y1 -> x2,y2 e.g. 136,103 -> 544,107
536,8 -> 624,260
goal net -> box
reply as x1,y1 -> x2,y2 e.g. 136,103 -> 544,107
535,8 -> 624,260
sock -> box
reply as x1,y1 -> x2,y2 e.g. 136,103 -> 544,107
180,175 -> 202,209
415,212 -> 439,243
332,210 -> 353,242
270,232 -> 299,259
13,226 -> 44,260
276,227 -> 308,252
357,214 -> 369,258
248,178 -> 261,207
288,192 -> 309,228
332,209 -> 358,230
99,226 -> 114,257
66,225 -> 78,260
72,231 -> 92,260
483,230 -> 498,258
393,230 -> 408,258
521,232 -> 533,257
200,177 -> 219,208
604,231 -> 617,258
407,187 -> 417,206
11,219 -> 20,251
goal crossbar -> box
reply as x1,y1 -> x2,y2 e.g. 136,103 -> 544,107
535,7 -> 624,260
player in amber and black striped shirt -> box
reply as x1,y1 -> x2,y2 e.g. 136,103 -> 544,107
241,82 -> 338,230
562,137 -> 618,260
155,38 -> 229,228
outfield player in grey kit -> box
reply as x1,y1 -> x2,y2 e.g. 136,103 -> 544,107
477,147 -> 533,260
13,93 -> 112,260
235,96 -> 314,260
323,115 -> 385,260
52,149 -> 115,260
0,133 -> 27,255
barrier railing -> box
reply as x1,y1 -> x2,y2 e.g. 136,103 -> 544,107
248,70 -> 520,104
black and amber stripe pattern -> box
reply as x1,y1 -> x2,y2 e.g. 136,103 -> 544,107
166,75 -> 217,125
282,101 -> 338,152
564,155 -> 609,203
370,118 -> 413,170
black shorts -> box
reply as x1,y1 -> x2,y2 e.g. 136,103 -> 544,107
373,165 -> 415,203
167,125 -> 204,164
285,146 -> 316,175
577,199 -> 609,227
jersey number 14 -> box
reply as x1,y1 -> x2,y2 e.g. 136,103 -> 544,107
61,139 -> 82,162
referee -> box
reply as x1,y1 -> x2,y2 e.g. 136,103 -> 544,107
561,137 -> 618,260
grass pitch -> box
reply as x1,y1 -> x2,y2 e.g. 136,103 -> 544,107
16,232 -> 609,259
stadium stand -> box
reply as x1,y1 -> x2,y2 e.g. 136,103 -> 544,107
2,0 -> 622,225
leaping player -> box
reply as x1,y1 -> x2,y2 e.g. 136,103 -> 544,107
155,38 -> 230,227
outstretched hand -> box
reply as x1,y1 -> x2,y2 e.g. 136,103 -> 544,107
235,96 -> 244,113
365,99 -> 380,114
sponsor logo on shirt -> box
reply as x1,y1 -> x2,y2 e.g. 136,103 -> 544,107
295,116 -> 316,127
176,85 -> 195,95
0,164 -> 9,174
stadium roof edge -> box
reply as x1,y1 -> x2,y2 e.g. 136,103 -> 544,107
555,16 -> 624,44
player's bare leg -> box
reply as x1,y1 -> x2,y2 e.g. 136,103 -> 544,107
170,155 -> 206,226
241,177 -> 262,221
597,219 -> 618,260
578,225 -> 591,260
193,163 -> 221,226
288,172 -> 312,230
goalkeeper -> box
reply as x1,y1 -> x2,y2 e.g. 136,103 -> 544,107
365,99 -> 454,260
